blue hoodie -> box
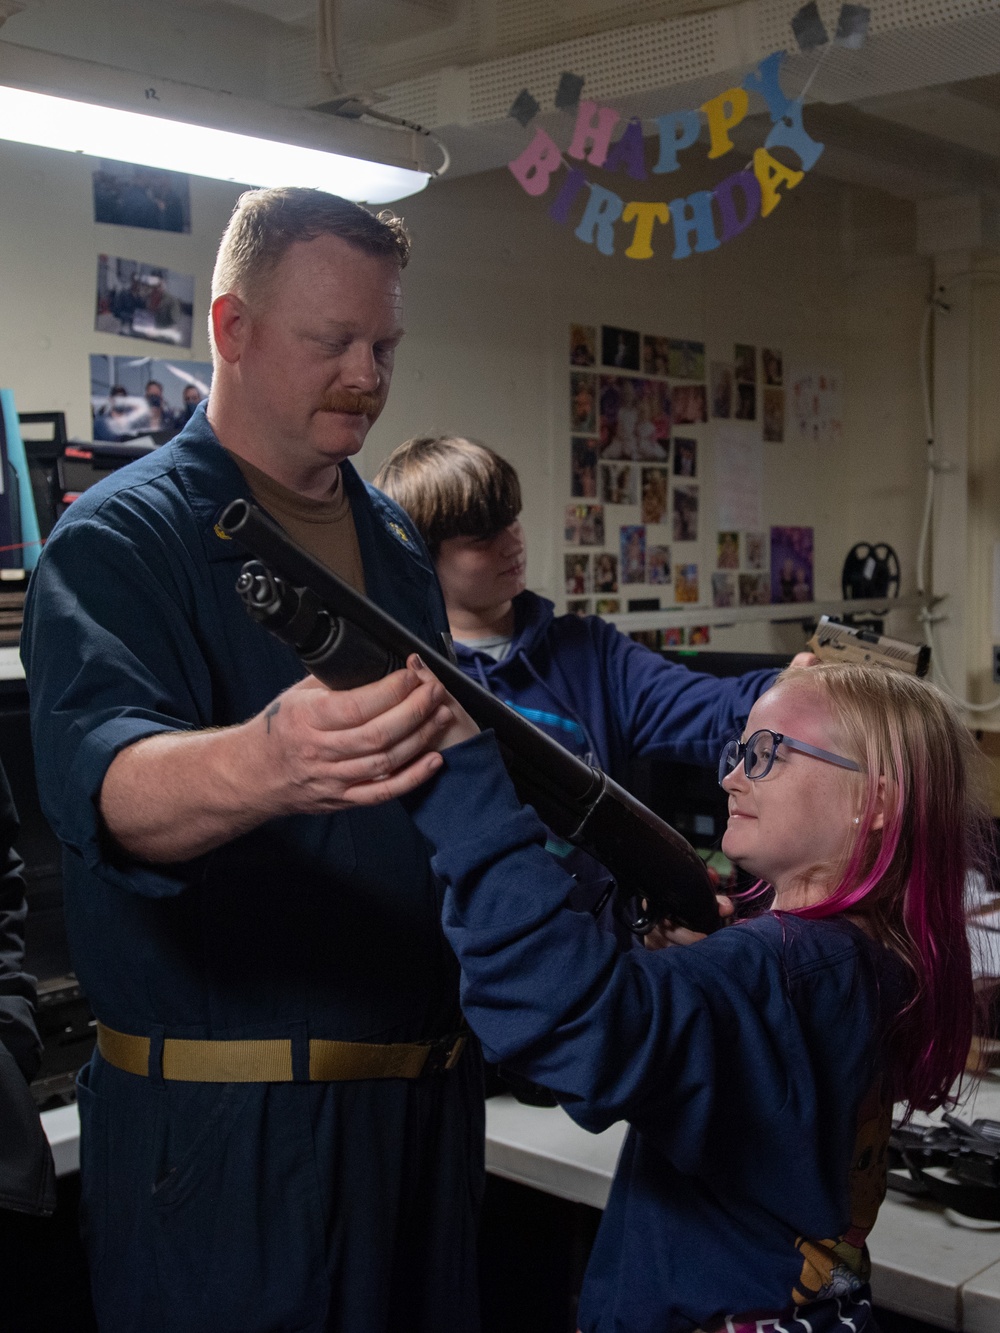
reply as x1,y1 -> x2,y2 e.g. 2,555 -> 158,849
454,590 -> 778,781
407,734 -> 908,1333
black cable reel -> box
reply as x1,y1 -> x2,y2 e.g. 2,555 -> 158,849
841,542 -> 901,634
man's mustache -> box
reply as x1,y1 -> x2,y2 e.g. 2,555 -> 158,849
321,390 -> 383,416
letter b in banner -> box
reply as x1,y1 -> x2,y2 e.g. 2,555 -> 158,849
509,128 -> 564,197
575,183 -> 625,256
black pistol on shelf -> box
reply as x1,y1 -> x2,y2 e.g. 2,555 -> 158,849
219,498 -> 719,938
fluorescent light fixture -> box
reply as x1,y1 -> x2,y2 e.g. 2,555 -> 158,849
0,42 -> 434,203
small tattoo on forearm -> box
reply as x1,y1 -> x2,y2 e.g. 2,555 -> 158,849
265,702 -> 281,733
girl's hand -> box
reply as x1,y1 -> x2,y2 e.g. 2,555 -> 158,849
406,654 -> 480,750
643,895 -> 734,951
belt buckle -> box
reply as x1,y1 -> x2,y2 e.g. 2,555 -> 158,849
422,1032 -> 466,1075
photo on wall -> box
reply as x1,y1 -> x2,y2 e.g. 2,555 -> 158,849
640,467 -> 668,524
630,629 -> 661,650
595,597 -> 620,615
717,531 -> 739,569
710,363 -> 733,419
712,572 -> 737,607
599,377 -> 670,460
662,627 -> 684,647
675,563 -> 699,603
671,384 -> 707,425
688,625 -> 711,646
672,483 -> 699,543
564,503 -> 605,546
567,599 -> 590,616
739,572 -> 770,605
763,348 -> 783,386
642,335 -> 671,377
90,354 -> 212,442
735,344 -> 756,384
744,531 -> 767,569
667,339 -> 705,381
570,324 -> 597,366
600,462 -> 637,506
735,383 -> 757,421
763,387 -> 785,442
672,437 -> 697,477
647,544 -> 671,585
565,552 -> 592,595
620,524 -> 646,583
571,437 -> 600,498
570,372 -> 598,433
770,525 -> 814,603
601,325 -> 641,370
92,160 -> 191,233
594,552 -> 619,593
96,255 -> 194,348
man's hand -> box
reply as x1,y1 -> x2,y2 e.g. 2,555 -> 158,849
100,663 -> 458,863
643,894 -> 734,951
255,665 -> 455,814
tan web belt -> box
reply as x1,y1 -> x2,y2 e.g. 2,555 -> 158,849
96,1021 -> 467,1083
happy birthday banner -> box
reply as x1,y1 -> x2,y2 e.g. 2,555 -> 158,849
506,2 -> 869,261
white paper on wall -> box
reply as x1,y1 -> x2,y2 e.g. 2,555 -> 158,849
790,367 -> 843,445
715,424 -> 763,532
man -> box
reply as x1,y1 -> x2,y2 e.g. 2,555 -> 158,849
22,189 -> 478,1333
180,382 -> 202,424
141,378 -> 174,432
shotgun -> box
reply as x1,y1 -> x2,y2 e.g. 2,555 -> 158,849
220,498 -> 719,937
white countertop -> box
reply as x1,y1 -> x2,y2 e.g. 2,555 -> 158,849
0,645 -> 24,679
42,1077 -> 1000,1329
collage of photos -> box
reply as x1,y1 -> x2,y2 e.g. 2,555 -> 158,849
566,322 -> 708,643
710,525 -> 815,607
90,159 -> 206,451
566,323 -> 816,643
708,344 -> 785,440
712,528 -> 769,608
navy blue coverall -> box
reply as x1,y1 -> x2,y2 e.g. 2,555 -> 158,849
21,409 -> 484,1333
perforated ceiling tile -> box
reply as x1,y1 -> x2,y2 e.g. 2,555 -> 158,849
268,26 -> 337,106
808,11 -> 1000,100
467,9 -> 722,121
377,72 -> 444,125
283,0 -> 1000,145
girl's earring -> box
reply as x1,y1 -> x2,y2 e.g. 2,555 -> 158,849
853,817 -> 860,825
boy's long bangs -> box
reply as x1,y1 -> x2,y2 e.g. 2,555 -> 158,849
434,445 -> 521,549
376,436 -> 521,553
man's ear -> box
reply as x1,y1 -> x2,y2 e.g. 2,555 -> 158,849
870,774 -> 887,831
210,293 -> 249,365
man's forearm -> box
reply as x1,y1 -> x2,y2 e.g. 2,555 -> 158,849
99,719 -> 277,863
98,669 -> 456,865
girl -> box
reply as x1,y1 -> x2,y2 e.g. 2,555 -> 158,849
387,661 -> 983,1333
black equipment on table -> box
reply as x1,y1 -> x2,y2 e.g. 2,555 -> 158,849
219,499 -> 719,938
888,1114 -> 1000,1220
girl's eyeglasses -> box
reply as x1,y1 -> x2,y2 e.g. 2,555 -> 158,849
718,729 -> 862,786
